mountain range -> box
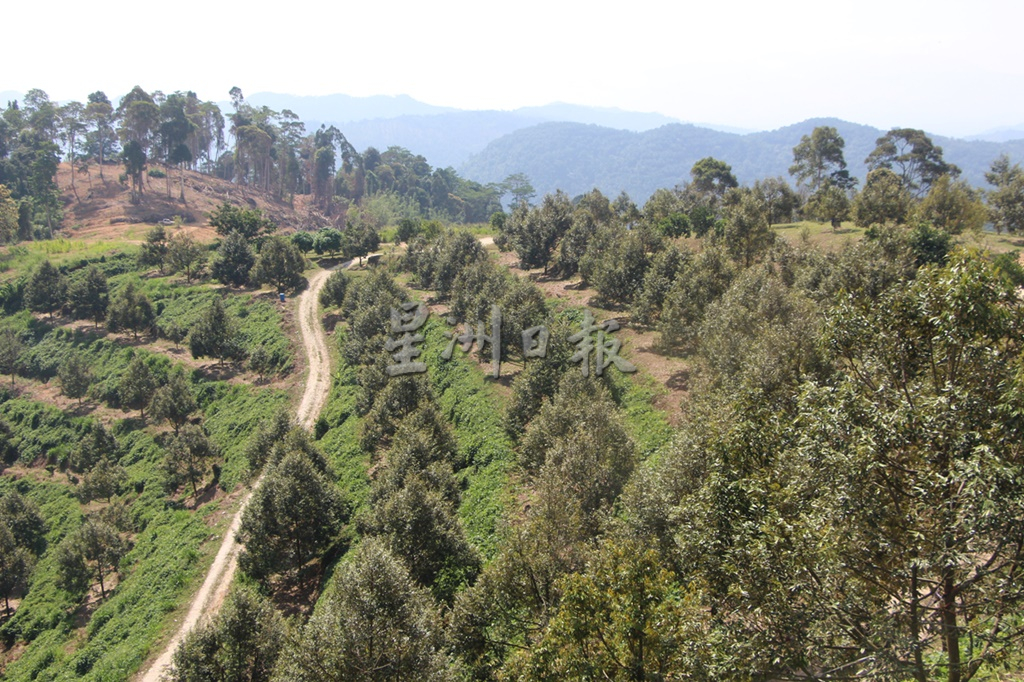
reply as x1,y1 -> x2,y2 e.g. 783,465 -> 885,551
5,89 -> 1024,203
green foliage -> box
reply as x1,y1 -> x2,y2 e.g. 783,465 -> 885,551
918,173 -> 987,234
0,524 -> 32,614
404,227 -> 487,299
66,265 -> 109,325
986,154 -> 1024,234
690,156 -> 738,198
25,260 -> 65,318
250,235 -> 306,293
55,519 -> 126,599
0,490 -> 47,555
866,126 -> 959,196
107,279 -> 155,339
272,538 -> 447,682
57,351 -> 92,404
170,586 -> 285,682
238,445 -> 347,582
119,354 -> 156,418
318,269 -> 349,309
789,125 -> 852,192
166,231 -> 208,283
150,365 -> 198,434
165,424 -> 217,496
501,190 -> 574,272
632,244 -> 690,327
659,244 -> 736,350
853,167 -> 911,227
579,223 -> 656,306
189,298 -> 245,365
211,229 -> 255,287
137,225 -> 168,271
208,202 -> 277,242
77,456 -> 128,503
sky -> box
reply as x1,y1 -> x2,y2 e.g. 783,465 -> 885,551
5,0 -> 1023,137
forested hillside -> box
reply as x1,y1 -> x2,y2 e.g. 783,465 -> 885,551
4,80 -> 1024,682
461,118 -> 1024,201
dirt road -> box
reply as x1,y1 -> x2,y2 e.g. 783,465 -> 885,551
137,268 -> 334,682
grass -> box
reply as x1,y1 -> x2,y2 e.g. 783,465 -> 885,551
0,241 -> 138,281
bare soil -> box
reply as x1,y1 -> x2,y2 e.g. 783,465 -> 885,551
135,267 -> 334,682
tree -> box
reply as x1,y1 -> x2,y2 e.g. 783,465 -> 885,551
502,190 -> 574,273
122,139 -> 147,203
67,265 -> 109,326
318,270 -> 349,309
853,167 -> 911,227
866,127 -> 960,196
753,176 -> 800,225
84,91 -> 115,180
789,126 -> 853,193
119,354 -> 156,419
78,456 -> 127,503
237,448 -> 346,581
166,230 -> 207,283
169,586 -> 285,682
312,228 -> 342,256
805,181 -> 851,229
166,424 -> 217,496
793,250 -> 1024,681
690,156 -> 738,199
58,352 -> 92,405
722,188 -> 774,266
918,174 -> 987,235
249,235 -> 306,293
986,154 -> 1024,234
0,328 -> 24,385
290,230 -> 314,254
150,366 -> 197,434
208,202 -> 276,243
107,281 -> 155,339
26,260 -> 66,318
189,298 -> 245,365
138,225 -> 169,271
55,519 -> 126,600
0,491 -> 47,555
271,539 -> 447,682
0,525 -> 31,615
71,422 -> 119,472
211,230 -> 255,287
0,183 -> 17,243
502,172 -> 536,207
59,101 -> 85,201
341,221 -> 380,265
507,537 -> 705,681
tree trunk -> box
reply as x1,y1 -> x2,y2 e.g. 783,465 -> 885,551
942,569 -> 961,682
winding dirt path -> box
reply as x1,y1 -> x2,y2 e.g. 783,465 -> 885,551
137,268 -> 334,682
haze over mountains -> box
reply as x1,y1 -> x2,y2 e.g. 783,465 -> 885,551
6,89 -> 1024,203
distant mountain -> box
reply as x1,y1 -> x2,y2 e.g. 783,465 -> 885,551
243,92 -> 457,123
459,118 -> 1024,202
966,126 -> 1024,143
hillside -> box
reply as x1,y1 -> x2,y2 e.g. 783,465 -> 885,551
55,165 -> 304,238
459,118 -> 1024,202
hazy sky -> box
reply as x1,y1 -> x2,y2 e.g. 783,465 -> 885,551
6,0 -> 1022,137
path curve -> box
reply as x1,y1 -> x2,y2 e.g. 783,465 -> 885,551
137,268 -> 335,682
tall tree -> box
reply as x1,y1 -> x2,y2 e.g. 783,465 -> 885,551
188,298 -> 244,365
249,235 -> 306,293
166,231 -> 207,283
865,127 -> 959,196
84,91 -> 115,180
166,424 -> 217,497
271,539 -> 446,682
58,102 -> 85,201
0,524 -> 31,616
0,328 -> 24,385
57,352 -> 92,405
150,365 -> 197,435
690,156 -> 738,199
211,230 -> 255,287
789,126 -> 853,193
985,154 -> 1024,234
237,448 -> 346,582
119,354 -> 156,419
107,281 -> 155,339
26,260 -> 66,318
55,519 -> 126,600
67,265 -> 109,326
